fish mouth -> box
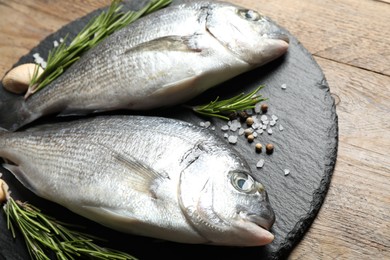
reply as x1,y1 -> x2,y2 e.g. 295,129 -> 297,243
239,211 -> 274,231
267,33 -> 290,44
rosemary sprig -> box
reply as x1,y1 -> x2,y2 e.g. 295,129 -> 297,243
0,179 -> 136,260
191,85 -> 267,120
26,0 -> 172,98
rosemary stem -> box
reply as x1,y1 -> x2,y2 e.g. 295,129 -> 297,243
191,85 -> 266,120
26,0 -> 172,98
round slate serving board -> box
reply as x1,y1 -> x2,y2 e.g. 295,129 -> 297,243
0,0 -> 338,259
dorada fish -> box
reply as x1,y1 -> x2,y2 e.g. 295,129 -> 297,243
0,0 -> 288,131
0,115 -> 275,246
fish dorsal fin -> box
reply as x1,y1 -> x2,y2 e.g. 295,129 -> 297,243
124,35 -> 204,55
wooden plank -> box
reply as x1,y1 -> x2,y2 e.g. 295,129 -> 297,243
1,0 -> 389,76
0,0 -> 107,74
239,0 -> 390,76
290,56 -> 390,259
0,0 -> 389,259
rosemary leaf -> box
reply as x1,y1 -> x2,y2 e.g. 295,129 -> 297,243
3,197 -> 137,260
26,0 -> 172,98
191,85 -> 267,120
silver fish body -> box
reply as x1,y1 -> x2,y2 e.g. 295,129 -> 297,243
0,116 -> 275,246
0,1 -> 289,131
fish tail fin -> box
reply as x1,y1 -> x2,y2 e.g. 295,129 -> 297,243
0,97 -> 35,131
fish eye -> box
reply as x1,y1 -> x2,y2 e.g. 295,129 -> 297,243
230,171 -> 256,193
238,9 -> 262,21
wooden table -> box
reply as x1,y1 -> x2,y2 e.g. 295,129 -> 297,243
0,0 -> 389,259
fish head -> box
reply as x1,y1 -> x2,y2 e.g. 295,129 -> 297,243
206,2 -> 289,66
179,144 -> 275,246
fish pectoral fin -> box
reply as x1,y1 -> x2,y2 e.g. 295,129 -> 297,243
80,205 -> 137,223
113,151 -> 169,182
150,75 -> 198,99
2,163 -> 36,193
123,35 -> 204,55
56,109 -> 93,117
75,205 -> 144,232
93,142 -> 169,197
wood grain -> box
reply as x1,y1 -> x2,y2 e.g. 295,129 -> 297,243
289,56 -> 390,259
243,0 -> 390,76
0,0 -> 389,259
0,0 -> 108,74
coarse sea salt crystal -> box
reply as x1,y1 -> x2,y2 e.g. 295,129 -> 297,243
281,83 -> 287,90
211,126 -> 215,131
230,124 -> 239,132
257,129 -> 264,134
231,119 -> 239,125
230,120 -> 241,132
53,40 -> 59,47
245,109 -> 253,115
267,128 -> 273,135
270,120 -> 276,127
255,103 -> 261,114
228,135 -> 238,144
34,56 -> 43,63
204,121 -> 211,128
33,52 -> 47,68
199,122 -> 205,127
238,128 -> 245,135
244,128 -> 253,135
224,133 -> 229,139
272,115 -> 279,121
253,132 -> 258,138
279,124 -> 284,131
221,125 -> 229,131
262,125 -> 267,130
284,169 -> 290,176
256,159 -> 265,168
260,115 -> 268,122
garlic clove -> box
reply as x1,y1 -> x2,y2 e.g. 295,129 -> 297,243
2,63 -> 44,94
0,179 -> 9,203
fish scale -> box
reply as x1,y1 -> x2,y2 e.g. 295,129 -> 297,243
0,1 -> 288,131
0,115 -> 275,246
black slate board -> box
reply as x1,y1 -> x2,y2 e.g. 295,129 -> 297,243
0,0 -> 338,259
